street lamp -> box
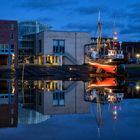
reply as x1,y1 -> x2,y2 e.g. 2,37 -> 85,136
136,54 -> 140,58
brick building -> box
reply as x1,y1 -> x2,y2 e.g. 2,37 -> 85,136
0,20 -> 18,68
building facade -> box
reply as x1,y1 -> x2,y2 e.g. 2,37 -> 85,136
36,31 -> 91,65
0,20 -> 18,68
18,21 -> 50,64
18,80 -> 90,115
122,42 -> 140,58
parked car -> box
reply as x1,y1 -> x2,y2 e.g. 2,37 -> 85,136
128,57 -> 138,64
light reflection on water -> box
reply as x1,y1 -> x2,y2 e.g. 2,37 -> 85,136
0,78 -> 140,139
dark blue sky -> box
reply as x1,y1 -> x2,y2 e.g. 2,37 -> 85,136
0,0 -> 140,41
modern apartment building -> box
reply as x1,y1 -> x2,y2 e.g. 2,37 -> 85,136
36,31 -> 91,65
18,21 -> 91,65
18,21 -> 50,63
0,20 -> 18,68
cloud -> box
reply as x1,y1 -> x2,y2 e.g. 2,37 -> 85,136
103,21 -> 124,30
62,22 -> 96,31
120,23 -> 140,35
127,11 -> 140,22
109,9 -> 127,19
129,2 -> 140,12
126,2 -> 140,23
36,17 -> 53,22
128,23 -> 140,32
76,5 -> 108,15
21,0 -> 76,10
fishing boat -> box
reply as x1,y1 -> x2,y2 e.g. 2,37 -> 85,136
85,12 -> 126,74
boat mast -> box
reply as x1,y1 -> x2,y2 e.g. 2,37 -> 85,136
97,11 -> 102,52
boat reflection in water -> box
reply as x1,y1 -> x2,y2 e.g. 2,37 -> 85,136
84,77 -> 140,136
85,77 -> 125,104
0,78 -> 140,129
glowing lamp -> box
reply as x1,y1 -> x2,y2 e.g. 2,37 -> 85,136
136,54 -> 140,58
113,36 -> 118,40
136,86 -> 140,90
113,111 -> 117,115
113,42 -> 118,46
113,115 -> 117,120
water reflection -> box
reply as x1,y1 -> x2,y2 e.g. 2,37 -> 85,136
84,77 -> 140,137
18,80 -> 90,124
0,78 -> 140,128
0,79 -> 18,127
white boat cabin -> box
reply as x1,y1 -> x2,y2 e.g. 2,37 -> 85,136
108,49 -> 124,59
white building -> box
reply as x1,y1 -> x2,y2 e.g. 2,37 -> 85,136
36,31 -> 91,65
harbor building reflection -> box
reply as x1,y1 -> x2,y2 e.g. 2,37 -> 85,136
0,79 -> 18,127
0,78 -> 140,128
17,80 -> 90,124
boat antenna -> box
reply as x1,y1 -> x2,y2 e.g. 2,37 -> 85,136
112,16 -> 118,49
113,16 -> 117,37
98,11 -> 100,22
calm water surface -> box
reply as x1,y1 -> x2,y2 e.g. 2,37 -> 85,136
0,78 -> 140,140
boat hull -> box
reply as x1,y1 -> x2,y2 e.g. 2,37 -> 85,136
87,58 -> 125,74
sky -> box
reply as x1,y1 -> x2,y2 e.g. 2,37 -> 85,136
0,0 -> 140,41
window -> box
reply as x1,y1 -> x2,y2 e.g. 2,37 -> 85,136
11,44 -> 14,52
39,40 -> 42,53
59,40 -> 65,46
53,92 -> 65,106
38,92 -> 42,105
53,40 -> 58,46
0,44 -> 9,53
11,108 -> 14,114
11,118 -> 14,125
53,40 -> 65,54
10,34 -> 14,39
11,24 -> 14,30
